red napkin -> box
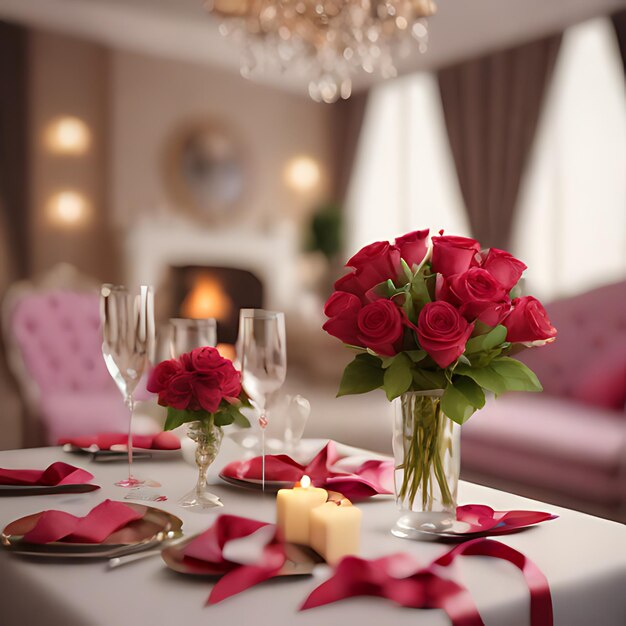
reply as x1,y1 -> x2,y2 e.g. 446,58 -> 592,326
23,499 -> 144,544
181,514 -> 285,605
0,461 -> 94,486
456,504 -> 557,534
301,537 -> 553,626
221,441 -> 393,500
58,432 -> 181,451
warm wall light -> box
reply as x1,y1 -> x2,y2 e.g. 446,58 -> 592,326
45,116 -> 91,155
47,191 -> 90,226
284,155 -> 321,193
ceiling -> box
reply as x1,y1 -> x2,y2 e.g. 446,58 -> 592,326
0,0 -> 624,95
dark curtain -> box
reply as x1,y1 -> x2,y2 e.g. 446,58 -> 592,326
330,90 -> 369,205
612,9 -> 626,73
0,21 -> 29,279
437,34 -> 562,250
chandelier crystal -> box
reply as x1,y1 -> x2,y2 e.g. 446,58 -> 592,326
205,1 -> 437,103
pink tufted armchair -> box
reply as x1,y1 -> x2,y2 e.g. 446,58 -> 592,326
461,280 -> 626,521
2,265 -> 132,446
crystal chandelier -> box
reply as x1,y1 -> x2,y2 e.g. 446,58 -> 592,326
205,1 -> 437,103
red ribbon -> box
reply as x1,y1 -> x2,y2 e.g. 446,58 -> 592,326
23,499 -> 144,544
0,461 -> 94,486
181,515 -> 286,605
220,441 -> 393,500
301,537 -> 553,626
456,505 -> 557,534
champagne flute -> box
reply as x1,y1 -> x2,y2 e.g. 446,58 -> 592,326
238,309 -> 287,491
100,284 -> 155,487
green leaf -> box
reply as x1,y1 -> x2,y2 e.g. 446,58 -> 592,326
215,403 -> 252,428
453,376 -> 486,409
337,353 -> 384,397
412,368 -> 446,391
441,384 -> 478,425
400,258 -> 414,283
456,354 -> 472,366
464,325 -> 507,354
406,349 -> 427,363
410,272 -> 431,308
164,407 -> 202,431
490,357 -> 543,392
383,353 -> 413,401
455,364 -> 508,396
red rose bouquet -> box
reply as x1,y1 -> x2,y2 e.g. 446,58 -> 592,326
148,347 -> 251,431
323,230 -> 556,520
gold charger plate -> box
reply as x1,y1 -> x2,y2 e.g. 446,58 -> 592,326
1,502 -> 183,558
162,537 -> 324,577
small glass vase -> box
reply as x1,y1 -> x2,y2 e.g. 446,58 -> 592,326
179,419 -> 224,510
392,390 -> 460,539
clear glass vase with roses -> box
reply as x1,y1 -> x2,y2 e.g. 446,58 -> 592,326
323,230 -> 557,538
147,347 -> 251,509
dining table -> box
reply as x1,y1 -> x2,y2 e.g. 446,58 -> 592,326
0,438 -> 625,626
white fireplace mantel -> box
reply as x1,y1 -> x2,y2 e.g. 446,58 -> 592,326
125,216 -> 299,312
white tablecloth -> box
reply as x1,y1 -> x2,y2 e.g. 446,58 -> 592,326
0,440 -> 625,626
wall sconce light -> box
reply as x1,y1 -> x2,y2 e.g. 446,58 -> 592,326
47,191 -> 90,226
284,155 -> 321,193
44,116 -> 91,155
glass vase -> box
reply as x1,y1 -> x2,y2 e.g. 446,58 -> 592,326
392,390 -> 460,539
179,419 -> 224,510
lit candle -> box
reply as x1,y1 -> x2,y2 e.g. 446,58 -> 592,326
276,475 -> 328,545
309,497 -> 362,565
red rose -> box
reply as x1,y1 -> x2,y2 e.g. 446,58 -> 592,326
503,296 -> 557,344
191,346 -> 229,373
147,359 -> 182,393
217,363 -> 242,400
158,372 -> 194,410
395,229 -> 429,268
322,291 -> 362,346
446,268 -> 510,326
417,301 -> 474,368
356,299 -> 404,356
337,241 -> 402,301
481,248 -> 527,291
431,235 -> 481,277
193,374 -> 224,413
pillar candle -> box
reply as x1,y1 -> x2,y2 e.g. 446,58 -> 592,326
276,475 -> 328,545
309,498 -> 362,565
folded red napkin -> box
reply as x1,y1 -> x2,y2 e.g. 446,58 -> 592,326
181,514 -> 285,605
301,537 -> 553,626
58,432 -> 181,451
456,504 -> 557,534
23,499 -> 144,544
221,441 -> 393,500
0,461 -> 94,486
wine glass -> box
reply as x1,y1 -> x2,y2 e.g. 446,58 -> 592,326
169,318 -> 217,357
100,284 -> 155,488
238,309 -> 287,490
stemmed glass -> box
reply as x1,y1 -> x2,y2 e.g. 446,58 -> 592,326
169,318 -> 217,357
238,309 -> 287,490
100,284 -> 155,488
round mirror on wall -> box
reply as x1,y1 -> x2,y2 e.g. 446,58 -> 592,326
164,122 -> 247,223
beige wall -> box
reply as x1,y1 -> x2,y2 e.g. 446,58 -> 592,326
109,49 -> 334,232
29,30 -> 121,283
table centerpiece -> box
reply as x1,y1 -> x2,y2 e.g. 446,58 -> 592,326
323,229 -> 557,537
148,346 -> 251,509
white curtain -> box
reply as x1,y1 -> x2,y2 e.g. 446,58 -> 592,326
346,72 -> 469,255
512,18 -> 626,302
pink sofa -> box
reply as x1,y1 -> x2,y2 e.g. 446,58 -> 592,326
461,280 -> 626,520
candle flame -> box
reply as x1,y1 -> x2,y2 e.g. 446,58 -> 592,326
300,475 -> 311,489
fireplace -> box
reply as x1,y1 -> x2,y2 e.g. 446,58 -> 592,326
168,265 -> 263,345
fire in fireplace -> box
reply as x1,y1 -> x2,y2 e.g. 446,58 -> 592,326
168,266 -> 263,347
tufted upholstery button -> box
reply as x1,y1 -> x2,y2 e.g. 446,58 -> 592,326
84,359 -> 95,371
